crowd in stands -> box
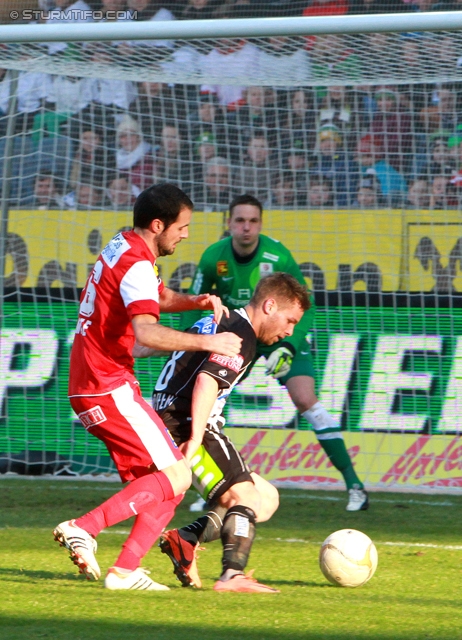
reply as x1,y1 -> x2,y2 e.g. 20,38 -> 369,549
2,0 -> 462,210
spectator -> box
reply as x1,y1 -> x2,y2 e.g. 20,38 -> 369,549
307,174 -> 334,208
420,136 -> 456,180
64,182 -> 107,209
180,0 -> 218,20
115,115 -> 157,190
21,171 -> 64,210
256,36 -> 311,87
303,0 -> 348,19
193,156 -> 234,212
227,85 -> 278,154
0,68 -> 51,136
235,131 -> 276,203
45,75 -> 94,119
419,85 -> 459,135
264,171 -> 298,209
371,86 -> 413,174
366,33 -> 397,78
192,131 -> 219,186
124,0 -> 176,56
70,127 -> 115,189
106,175 -> 140,210
134,81 -> 180,142
189,91 -> 226,149
156,122 -> 192,189
351,175 -> 384,208
447,125 -> 462,169
89,44 -> 138,113
429,174 -> 458,209
280,89 -> 316,156
406,178 -> 430,209
315,85 -> 365,151
46,0 -> 93,56
311,124 -> 352,206
352,134 -> 407,201
310,35 -> 360,98
283,140 -> 309,200
99,0 -> 129,19
198,27 -> 260,107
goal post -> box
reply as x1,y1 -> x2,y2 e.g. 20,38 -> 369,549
1,11 -> 462,491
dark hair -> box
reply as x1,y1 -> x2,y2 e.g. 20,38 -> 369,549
229,193 -> 263,218
133,183 -> 193,229
251,272 -> 310,311
309,174 -> 333,190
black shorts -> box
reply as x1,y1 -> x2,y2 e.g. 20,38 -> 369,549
195,428 -> 253,506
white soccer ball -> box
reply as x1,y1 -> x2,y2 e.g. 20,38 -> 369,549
319,528 -> 378,588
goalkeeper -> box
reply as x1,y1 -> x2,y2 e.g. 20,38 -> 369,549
181,193 -> 368,512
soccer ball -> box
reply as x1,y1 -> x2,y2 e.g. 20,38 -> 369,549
319,528 -> 378,588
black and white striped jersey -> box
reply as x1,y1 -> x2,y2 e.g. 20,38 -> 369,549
152,308 -> 256,440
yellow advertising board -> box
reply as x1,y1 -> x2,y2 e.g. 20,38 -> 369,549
263,210 -> 402,291
5,208 -> 462,291
6,210 -> 225,288
403,213 -> 462,292
227,428 -> 462,491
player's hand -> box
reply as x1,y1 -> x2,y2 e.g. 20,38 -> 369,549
192,294 -> 230,323
265,346 -> 294,379
179,438 -> 200,463
206,331 -> 242,358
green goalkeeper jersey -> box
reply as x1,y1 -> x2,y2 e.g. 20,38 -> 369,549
181,234 -> 315,355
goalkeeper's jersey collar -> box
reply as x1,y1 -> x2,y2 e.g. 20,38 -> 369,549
231,238 -> 260,264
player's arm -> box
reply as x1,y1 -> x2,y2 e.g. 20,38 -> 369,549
180,252 -> 218,330
180,371 -> 219,463
159,286 -> 228,324
132,314 -> 242,358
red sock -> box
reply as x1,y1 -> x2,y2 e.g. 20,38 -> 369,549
114,493 -> 184,571
75,471 -> 174,538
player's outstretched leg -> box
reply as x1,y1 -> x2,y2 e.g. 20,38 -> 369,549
213,505 -> 279,594
53,520 -> 101,580
302,402 -> 369,512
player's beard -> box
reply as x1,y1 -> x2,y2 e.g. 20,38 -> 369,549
156,233 -> 177,256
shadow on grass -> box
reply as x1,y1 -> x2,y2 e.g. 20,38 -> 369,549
0,567 -> 84,582
1,617 -> 455,640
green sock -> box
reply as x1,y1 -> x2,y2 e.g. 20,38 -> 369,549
319,437 -> 363,491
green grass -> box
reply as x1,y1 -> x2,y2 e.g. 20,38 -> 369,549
1,478 -> 461,640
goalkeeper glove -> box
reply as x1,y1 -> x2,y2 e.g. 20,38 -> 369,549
265,345 -> 294,379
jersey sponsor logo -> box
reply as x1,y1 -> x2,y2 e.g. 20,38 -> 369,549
216,261 -> 229,276
209,353 -> 244,373
262,251 -> 279,262
194,316 -> 217,335
101,233 -> 130,268
259,262 -> 274,277
238,289 -> 251,300
78,405 -> 107,429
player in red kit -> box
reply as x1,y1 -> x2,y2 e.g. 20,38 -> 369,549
53,183 -> 242,591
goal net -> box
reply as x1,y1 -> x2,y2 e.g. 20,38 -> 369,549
1,7 -> 462,492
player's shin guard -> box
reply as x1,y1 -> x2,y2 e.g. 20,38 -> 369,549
180,505 -> 228,545
302,402 -> 363,490
220,505 -> 256,575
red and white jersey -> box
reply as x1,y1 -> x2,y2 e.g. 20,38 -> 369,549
69,230 -> 164,397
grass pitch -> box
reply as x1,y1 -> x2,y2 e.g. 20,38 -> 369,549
0,478 -> 461,640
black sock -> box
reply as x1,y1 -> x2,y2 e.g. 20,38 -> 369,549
221,505 -> 256,574
179,505 -> 227,545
